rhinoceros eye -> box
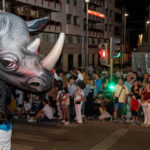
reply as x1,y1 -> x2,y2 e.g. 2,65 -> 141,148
1,58 -> 17,70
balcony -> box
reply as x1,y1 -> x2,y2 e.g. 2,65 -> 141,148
16,0 -> 61,12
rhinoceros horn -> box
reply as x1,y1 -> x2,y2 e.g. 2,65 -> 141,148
27,38 -> 40,53
41,33 -> 65,71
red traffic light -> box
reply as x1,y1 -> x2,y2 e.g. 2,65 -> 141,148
99,50 -> 106,58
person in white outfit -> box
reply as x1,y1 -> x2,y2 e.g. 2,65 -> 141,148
141,84 -> 150,127
0,112 -> 12,150
74,82 -> 85,124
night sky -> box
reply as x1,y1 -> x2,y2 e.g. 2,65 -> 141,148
123,0 -> 149,48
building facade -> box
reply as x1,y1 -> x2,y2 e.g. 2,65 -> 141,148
0,0 -> 122,71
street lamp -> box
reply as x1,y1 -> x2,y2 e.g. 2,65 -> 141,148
146,20 -> 150,42
2,0 -> 5,12
85,0 -> 90,73
121,9 -> 128,71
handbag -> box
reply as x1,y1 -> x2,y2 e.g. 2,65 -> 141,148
114,86 -> 124,103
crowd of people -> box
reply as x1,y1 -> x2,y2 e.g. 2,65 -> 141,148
1,65 -> 150,127
1,65 -> 150,149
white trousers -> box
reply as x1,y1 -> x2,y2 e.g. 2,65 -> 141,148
143,106 -> 150,125
0,142 -> 11,150
75,103 -> 83,123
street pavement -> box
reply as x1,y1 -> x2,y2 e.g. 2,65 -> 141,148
12,120 -> 150,150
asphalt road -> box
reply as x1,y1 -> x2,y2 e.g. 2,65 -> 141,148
12,120 -> 150,150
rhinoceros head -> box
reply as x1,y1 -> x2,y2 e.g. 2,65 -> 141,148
0,12 -> 65,92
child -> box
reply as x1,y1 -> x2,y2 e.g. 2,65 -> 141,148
23,99 -> 31,118
130,93 -> 140,125
61,87 -> 70,125
56,82 -> 63,120
74,82 -> 85,124
0,112 -> 12,150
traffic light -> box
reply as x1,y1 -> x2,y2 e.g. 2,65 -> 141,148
98,43 -> 108,65
111,38 -> 121,58
108,82 -> 116,92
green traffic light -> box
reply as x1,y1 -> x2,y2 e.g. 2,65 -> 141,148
113,52 -> 121,58
108,82 -> 116,91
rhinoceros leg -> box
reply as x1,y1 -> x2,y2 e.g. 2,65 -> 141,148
0,80 -> 6,113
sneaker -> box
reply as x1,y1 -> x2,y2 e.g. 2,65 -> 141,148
28,118 -> 36,123
64,121 -> 70,125
130,120 -> 134,123
114,119 -> 117,123
61,120 -> 66,123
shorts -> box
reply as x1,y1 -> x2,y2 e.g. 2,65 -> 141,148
114,102 -> 124,111
62,104 -> 69,107
131,110 -> 137,116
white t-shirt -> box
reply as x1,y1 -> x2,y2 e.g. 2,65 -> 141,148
62,94 -> 70,105
115,84 -> 129,103
74,90 -> 84,102
43,104 -> 53,120
24,103 -> 31,111
16,89 -> 24,105
77,73 -> 83,81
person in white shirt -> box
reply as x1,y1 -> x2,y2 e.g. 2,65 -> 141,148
0,112 -> 12,150
61,87 -> 70,125
113,78 -> 129,122
24,99 -> 31,114
76,69 -> 83,84
74,82 -> 85,124
33,100 -> 53,121
16,89 -> 24,105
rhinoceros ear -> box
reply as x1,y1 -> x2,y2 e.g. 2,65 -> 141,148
26,17 -> 49,32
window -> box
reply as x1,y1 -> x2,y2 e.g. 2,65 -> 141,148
105,24 -> 108,31
106,9 -> 108,16
77,36 -> 81,44
110,10 -> 112,17
67,14 -> 71,24
109,25 -> 112,32
78,55 -> 82,67
74,16 -> 79,26
74,0 -> 77,6
67,0 -> 70,4
92,38 -> 95,45
68,35 -> 73,44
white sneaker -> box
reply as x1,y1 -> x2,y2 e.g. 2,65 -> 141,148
61,120 -> 66,123
28,117 -> 36,123
64,121 -> 70,125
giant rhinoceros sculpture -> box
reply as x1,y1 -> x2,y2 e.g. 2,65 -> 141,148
0,12 -> 65,112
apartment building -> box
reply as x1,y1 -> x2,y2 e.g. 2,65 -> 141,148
0,0 -> 122,71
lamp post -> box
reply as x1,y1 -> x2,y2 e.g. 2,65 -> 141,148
81,0 -> 85,70
123,12 -> 128,66
85,0 -> 90,73
2,0 -> 5,12
121,7 -> 128,71
146,20 -> 150,42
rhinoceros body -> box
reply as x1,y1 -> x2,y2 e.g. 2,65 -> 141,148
0,12 -> 65,112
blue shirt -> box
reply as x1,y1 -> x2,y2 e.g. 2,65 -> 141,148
0,121 -> 12,132
96,78 -> 102,92
84,84 -> 90,98
124,81 -> 132,91
68,84 -> 76,96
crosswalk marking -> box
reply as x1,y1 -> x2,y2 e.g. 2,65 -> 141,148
13,132 -> 48,142
12,143 -> 34,150
14,124 -> 66,135
91,128 -> 129,150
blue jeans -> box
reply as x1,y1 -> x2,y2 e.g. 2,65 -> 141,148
114,102 -> 124,111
